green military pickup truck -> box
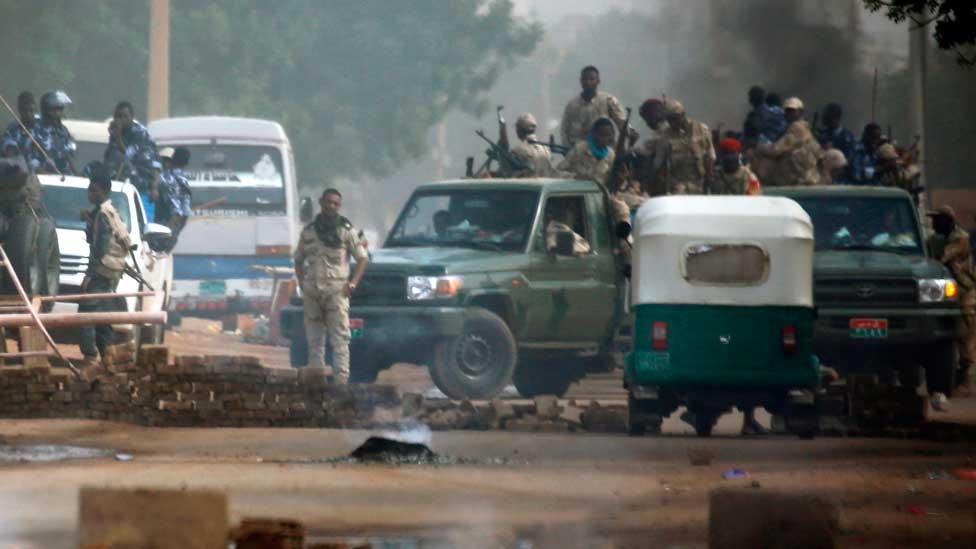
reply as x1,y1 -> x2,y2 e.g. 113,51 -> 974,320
281,178 -> 631,399
766,186 -> 962,395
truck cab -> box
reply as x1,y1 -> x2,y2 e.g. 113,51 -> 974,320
766,186 -> 962,394
281,178 -> 630,399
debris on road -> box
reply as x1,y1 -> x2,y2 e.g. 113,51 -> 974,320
710,488 -> 839,549
721,468 -> 748,480
350,436 -> 437,464
687,447 -> 715,466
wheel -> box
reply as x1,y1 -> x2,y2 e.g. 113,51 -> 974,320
2,214 -> 38,296
429,308 -> 517,400
289,324 -> 309,368
512,357 -> 576,398
34,216 -> 59,310
690,407 -> 720,437
922,343 -> 957,397
627,392 -> 663,436
785,409 -> 819,439
349,346 -> 382,384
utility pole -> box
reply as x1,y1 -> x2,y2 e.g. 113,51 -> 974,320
908,14 -> 928,198
147,0 -> 170,121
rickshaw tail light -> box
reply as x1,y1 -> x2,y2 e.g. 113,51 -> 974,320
782,325 -> 798,354
652,321 -> 669,350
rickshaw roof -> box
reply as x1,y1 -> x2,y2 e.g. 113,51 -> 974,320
635,196 -> 812,241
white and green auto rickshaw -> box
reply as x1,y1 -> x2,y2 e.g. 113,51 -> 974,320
625,196 -> 821,437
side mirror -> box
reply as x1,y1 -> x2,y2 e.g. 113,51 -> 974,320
143,222 -> 173,253
616,221 -> 632,240
299,197 -> 314,223
554,231 -> 575,256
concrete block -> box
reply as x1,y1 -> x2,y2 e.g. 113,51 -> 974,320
709,488 -> 839,549
533,395 -> 560,419
79,487 -> 228,549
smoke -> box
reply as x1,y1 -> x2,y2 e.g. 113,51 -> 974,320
379,418 -> 433,446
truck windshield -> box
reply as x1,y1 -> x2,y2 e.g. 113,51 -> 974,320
791,196 -> 922,254
386,189 -> 539,252
43,186 -> 132,233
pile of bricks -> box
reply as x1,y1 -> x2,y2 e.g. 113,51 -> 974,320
0,344 -> 401,428
403,394 -> 628,433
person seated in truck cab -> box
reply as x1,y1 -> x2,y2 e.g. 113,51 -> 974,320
869,208 -> 917,248
544,199 -> 591,256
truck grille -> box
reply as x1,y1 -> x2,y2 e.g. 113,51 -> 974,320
351,273 -> 406,305
815,278 -> 917,308
60,253 -> 88,275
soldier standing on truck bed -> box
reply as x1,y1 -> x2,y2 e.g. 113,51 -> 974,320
629,98 -> 669,197
654,99 -> 715,195
560,66 -> 630,148
711,137 -> 761,195
2,92 -> 40,164
103,101 -> 162,223
510,113 -> 553,178
80,162 -> 131,369
753,97 -> 823,187
34,90 -> 77,175
928,206 -> 976,400
294,189 -> 369,384
556,117 -> 616,186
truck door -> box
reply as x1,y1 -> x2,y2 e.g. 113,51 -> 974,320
523,193 -> 612,343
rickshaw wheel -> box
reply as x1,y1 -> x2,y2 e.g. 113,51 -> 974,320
690,407 -> 721,437
627,392 -> 663,436
512,358 -> 577,398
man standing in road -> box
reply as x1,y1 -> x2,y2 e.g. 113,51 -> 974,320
294,189 -> 369,384
754,97 -> 823,187
103,101 -> 162,222
80,162 -> 131,369
929,206 -> 975,400
560,66 -> 629,148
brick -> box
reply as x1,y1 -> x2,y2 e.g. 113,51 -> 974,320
158,400 -> 193,412
298,367 -> 329,386
709,488 -> 838,549
266,368 -> 298,384
79,488 -> 228,549
174,354 -> 209,369
534,395 -> 560,420
138,344 -> 170,369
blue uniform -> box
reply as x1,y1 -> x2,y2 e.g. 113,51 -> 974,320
849,141 -> 880,185
157,166 -> 192,222
2,115 -> 41,167
33,117 -> 76,175
816,126 -> 856,183
104,122 -> 161,221
751,104 -> 786,145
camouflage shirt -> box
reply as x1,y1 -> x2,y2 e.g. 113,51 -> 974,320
937,228 -> 976,309
755,120 -> 823,187
510,136 -> 553,178
104,122 -> 161,193
295,214 -> 368,293
712,165 -> 760,195
556,140 -> 615,186
33,118 -> 76,175
560,91 -> 626,147
654,118 -> 715,194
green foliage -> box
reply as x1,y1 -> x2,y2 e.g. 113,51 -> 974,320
0,0 -> 539,187
863,0 -> 976,65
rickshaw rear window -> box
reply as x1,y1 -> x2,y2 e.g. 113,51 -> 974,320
684,244 -> 769,286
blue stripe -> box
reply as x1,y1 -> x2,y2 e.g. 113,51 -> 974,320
174,255 -> 293,280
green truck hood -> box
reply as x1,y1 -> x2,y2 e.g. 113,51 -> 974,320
815,250 -> 948,279
367,246 -> 527,275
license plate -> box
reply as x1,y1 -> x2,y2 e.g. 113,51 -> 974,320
199,280 -> 226,296
350,318 -> 364,340
850,318 -> 888,339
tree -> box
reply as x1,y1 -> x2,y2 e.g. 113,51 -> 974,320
863,0 -> 976,65
0,1 -> 540,187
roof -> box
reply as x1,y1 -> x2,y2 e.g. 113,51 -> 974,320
635,195 -> 812,240
765,185 -> 912,199
63,119 -> 110,144
147,116 -> 288,144
414,178 -> 603,194
37,174 -> 133,194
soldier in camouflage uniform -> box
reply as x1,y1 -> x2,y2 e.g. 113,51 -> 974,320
630,98 -> 669,197
510,113 -> 553,178
712,137 -> 761,195
294,189 -> 369,384
556,117 -> 616,186
560,66 -> 629,148
754,97 -> 823,187
653,99 -> 715,195
33,90 -> 76,175
929,206 -> 976,397
876,144 -> 921,194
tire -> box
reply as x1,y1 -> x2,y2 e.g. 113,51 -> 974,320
349,347 -> 382,384
690,407 -> 720,437
786,409 -> 819,439
34,216 -> 59,310
627,392 -> 663,436
512,357 -> 576,398
289,324 -> 309,368
923,343 -> 957,397
429,308 -> 517,400
2,214 -> 38,297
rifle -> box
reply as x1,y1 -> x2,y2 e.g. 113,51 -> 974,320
528,135 -> 571,156
124,247 -> 155,291
607,107 -> 633,192
496,106 -> 510,152
475,129 -> 527,175
811,112 -> 821,137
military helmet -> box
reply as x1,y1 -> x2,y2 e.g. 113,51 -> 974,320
40,90 -> 72,110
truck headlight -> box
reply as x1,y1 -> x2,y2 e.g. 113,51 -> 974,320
407,276 -> 461,300
919,278 -> 958,303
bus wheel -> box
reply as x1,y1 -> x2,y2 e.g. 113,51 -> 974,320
430,308 -> 516,400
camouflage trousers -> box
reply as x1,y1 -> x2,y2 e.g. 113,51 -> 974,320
304,281 -> 351,383
959,310 -> 976,388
